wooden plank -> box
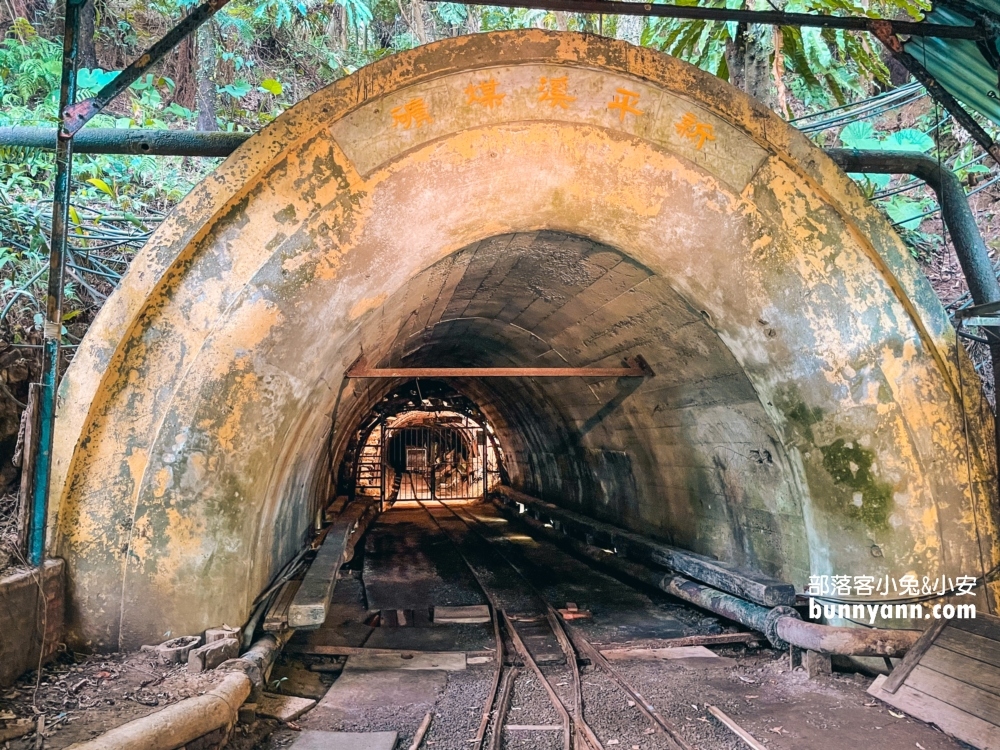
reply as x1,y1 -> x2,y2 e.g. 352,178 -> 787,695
882,617 -> 947,694
346,651 -> 466,671
289,499 -> 379,628
869,674 -> 1000,750
264,579 -> 302,632
600,645 -> 719,661
593,632 -> 761,648
491,486 -> 795,607
433,605 -> 491,624
937,628 -> 1000,669
922,644 -> 1000,697
14,383 -> 39,555
286,644 -> 493,658
707,705 -> 766,750
257,693 -> 316,722
288,730 -> 398,750
907,664 -> 1000,726
506,725 -> 563,731
951,611 -> 1000,641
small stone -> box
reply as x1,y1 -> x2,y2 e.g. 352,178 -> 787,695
238,703 -> 257,724
205,626 -> 240,644
187,637 -> 240,673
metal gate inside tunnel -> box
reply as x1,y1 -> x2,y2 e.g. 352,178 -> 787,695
355,411 -> 502,505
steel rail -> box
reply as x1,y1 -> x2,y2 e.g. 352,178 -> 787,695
420,498 -> 692,750
544,604 -> 610,750
473,602 -> 506,750
413,498 -> 572,749
501,610 -> 573,750
559,618 -> 695,750
457,0 -> 985,38
488,667 -> 518,750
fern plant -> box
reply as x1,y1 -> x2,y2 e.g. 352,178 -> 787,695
646,0 -> 922,110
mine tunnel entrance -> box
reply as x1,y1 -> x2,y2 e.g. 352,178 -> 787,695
351,382 -> 504,504
51,31 -> 996,658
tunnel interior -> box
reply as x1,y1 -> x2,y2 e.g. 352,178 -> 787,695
50,30 -> 998,650
332,230 -> 811,586
347,380 -> 504,503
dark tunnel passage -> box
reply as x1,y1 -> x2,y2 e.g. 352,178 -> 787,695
328,231 -> 811,591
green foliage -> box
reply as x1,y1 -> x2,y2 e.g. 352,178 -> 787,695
645,0 -> 924,109
838,122 -> 937,230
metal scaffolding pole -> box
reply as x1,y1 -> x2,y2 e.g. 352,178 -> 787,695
29,0 -> 85,566
0,127 -> 250,156
25,0 -> 235,566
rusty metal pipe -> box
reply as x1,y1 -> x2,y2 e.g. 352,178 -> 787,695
775,617 -> 920,657
493,496 -> 921,656
663,575 -> 919,657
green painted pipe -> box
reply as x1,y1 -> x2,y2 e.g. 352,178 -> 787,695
0,127 -> 251,157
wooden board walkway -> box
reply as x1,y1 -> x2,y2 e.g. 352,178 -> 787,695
288,499 -> 379,629
869,612 -> 1000,749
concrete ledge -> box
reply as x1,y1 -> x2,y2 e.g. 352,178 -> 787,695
0,559 -> 65,686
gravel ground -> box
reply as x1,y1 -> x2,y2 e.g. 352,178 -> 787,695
257,666 -> 494,749
580,663 -> 687,750
500,669 -> 563,750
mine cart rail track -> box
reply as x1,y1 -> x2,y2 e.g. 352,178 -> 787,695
414,498 -> 695,750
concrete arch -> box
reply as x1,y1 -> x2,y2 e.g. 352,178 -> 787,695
50,30 -> 998,650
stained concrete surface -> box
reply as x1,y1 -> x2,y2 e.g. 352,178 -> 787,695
51,31 -> 998,650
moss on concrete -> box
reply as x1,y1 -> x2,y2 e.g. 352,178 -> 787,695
820,438 -> 893,531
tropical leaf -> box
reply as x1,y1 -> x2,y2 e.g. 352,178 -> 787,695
885,195 -> 931,229
884,129 -> 935,153
86,178 -> 115,199
839,121 -> 879,149
260,78 -> 283,95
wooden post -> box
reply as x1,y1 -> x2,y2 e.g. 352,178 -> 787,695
15,384 -> 40,557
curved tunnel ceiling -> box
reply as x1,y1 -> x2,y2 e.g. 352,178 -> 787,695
49,31 -> 999,650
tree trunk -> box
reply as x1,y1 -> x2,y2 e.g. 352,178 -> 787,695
78,0 -> 98,70
725,23 -> 748,92
196,23 -> 217,131
725,22 -> 774,108
743,25 -> 772,104
173,32 -> 196,110
616,14 -> 642,45
411,0 -> 428,44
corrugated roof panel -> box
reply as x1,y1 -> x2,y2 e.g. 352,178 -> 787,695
903,4 -> 1000,125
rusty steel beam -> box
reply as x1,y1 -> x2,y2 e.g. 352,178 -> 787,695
346,359 -> 652,378
870,21 -> 1000,166
457,0 -> 986,39
61,0 -> 232,136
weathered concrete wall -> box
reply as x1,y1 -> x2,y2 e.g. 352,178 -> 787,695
0,559 -> 64,686
49,31 -> 998,650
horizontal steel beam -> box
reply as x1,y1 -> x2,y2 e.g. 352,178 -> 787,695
0,127 -> 250,156
347,358 -> 652,378
458,0 -> 986,39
